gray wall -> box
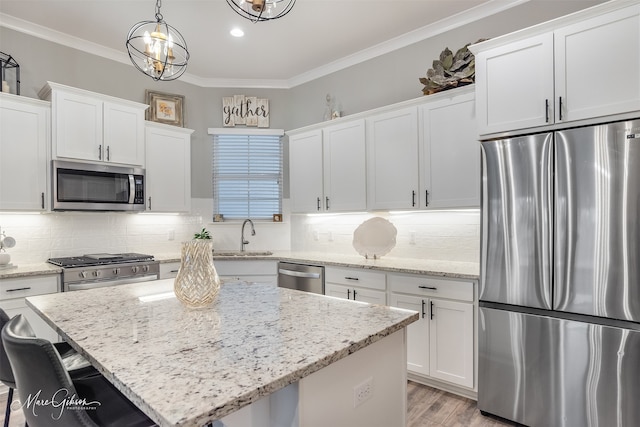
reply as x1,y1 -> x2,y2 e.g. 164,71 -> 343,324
0,0 -> 604,198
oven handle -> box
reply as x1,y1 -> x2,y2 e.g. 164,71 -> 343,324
65,274 -> 158,291
278,268 -> 321,279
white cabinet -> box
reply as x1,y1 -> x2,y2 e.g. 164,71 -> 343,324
0,93 -> 49,211
289,120 -> 366,213
324,266 -> 386,305
474,3 -> 640,135
145,122 -> 193,212
0,275 -> 60,342
366,107 -> 419,210
289,130 -> 324,212
213,260 -> 278,286
420,88 -> 480,208
322,120 -> 366,211
40,82 -> 147,166
159,262 -> 181,279
389,273 -> 474,389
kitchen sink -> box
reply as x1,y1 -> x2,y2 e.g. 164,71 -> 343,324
213,251 -> 273,257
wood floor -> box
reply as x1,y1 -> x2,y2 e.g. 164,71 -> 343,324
1,381 -> 515,427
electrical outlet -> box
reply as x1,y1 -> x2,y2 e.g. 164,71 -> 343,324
353,377 -> 373,407
167,229 -> 175,240
313,230 -> 319,241
328,231 -> 334,241
409,231 -> 416,245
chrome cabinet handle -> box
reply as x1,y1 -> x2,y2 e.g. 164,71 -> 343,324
418,285 -> 437,290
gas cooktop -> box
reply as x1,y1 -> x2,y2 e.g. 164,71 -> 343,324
47,253 -> 155,268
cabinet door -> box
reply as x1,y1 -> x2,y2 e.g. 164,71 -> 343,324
323,120 -> 366,211
352,287 -> 386,305
53,90 -> 103,161
104,102 -> 145,165
475,33 -> 554,135
324,283 -> 351,300
145,124 -> 192,212
554,4 -> 640,122
429,299 -> 474,388
0,95 -> 49,211
421,90 -> 480,209
366,107 -> 419,210
390,293 -> 429,376
289,130 -> 324,213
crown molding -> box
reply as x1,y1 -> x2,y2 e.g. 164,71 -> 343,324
1,0 -> 529,89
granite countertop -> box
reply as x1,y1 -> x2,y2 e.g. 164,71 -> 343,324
27,279 -> 418,426
158,251 -> 480,280
1,251 -> 479,280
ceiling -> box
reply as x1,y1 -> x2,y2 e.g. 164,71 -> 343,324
0,0 -> 527,88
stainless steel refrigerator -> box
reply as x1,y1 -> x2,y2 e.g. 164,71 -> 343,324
479,119 -> 640,427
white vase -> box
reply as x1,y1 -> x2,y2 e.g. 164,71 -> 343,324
174,240 -> 220,308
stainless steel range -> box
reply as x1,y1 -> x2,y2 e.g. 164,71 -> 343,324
48,253 -> 159,292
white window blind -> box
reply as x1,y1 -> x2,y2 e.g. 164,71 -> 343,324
212,133 -> 283,220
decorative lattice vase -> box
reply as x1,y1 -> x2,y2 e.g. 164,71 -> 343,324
174,240 -> 220,308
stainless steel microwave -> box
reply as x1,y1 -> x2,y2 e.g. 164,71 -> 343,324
52,160 -> 145,211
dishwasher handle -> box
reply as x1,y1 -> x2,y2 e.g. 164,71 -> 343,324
278,268 -> 321,279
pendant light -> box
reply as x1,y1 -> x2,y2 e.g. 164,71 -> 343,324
226,0 -> 296,22
126,0 -> 189,81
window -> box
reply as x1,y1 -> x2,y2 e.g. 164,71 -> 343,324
212,130 -> 283,220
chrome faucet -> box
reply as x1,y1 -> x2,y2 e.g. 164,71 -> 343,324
240,219 -> 255,252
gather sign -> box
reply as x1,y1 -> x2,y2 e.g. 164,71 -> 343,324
223,95 -> 269,128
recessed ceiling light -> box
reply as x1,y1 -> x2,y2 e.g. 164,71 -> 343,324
230,28 -> 244,38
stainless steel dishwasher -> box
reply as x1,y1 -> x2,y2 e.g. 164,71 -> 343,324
277,262 -> 324,294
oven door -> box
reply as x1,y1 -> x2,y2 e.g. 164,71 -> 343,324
53,160 -> 145,211
65,273 -> 158,292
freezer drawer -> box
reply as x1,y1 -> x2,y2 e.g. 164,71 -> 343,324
479,307 -> 640,427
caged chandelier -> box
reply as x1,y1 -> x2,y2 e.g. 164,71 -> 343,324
126,0 -> 189,81
226,0 -> 296,22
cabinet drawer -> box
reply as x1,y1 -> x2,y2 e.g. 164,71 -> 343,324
0,275 -> 59,301
214,260 -> 277,276
325,266 -> 386,291
159,262 -> 181,279
388,274 -> 473,302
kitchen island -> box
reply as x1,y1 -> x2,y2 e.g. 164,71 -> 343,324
26,279 -> 418,427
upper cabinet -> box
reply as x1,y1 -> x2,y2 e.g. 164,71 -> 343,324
39,82 -> 147,166
366,107 -> 419,210
0,93 -> 50,211
145,122 -> 193,213
420,89 -> 480,209
473,2 -> 640,136
289,119 -> 367,213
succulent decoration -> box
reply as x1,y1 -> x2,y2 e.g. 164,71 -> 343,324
419,40 -> 486,95
193,228 -> 212,239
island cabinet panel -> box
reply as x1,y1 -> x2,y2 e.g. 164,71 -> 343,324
145,122 -> 193,213
41,82 -> 147,166
474,3 -> 640,136
325,266 -> 387,305
298,329 -> 407,427
366,106 -> 420,210
0,93 -> 49,211
420,89 -> 480,209
389,273 -> 475,391
0,275 -> 59,342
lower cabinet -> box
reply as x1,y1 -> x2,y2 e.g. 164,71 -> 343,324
0,275 -> 60,342
324,266 -> 387,304
159,261 -> 181,279
389,273 -> 474,390
214,260 -> 278,286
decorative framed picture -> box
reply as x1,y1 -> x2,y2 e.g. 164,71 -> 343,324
145,90 -> 184,127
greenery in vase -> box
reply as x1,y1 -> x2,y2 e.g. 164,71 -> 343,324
193,228 -> 212,239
